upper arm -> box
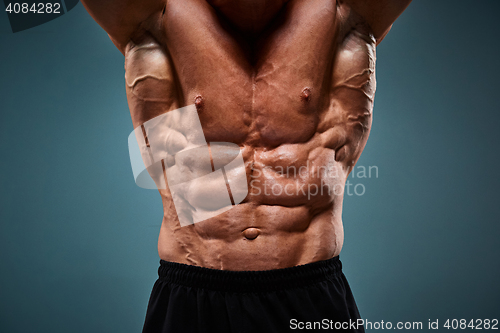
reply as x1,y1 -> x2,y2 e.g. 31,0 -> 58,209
80,0 -> 166,53
341,0 -> 412,44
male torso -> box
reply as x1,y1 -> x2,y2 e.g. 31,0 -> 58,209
83,0 -> 410,271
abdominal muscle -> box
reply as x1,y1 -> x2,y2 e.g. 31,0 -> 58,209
158,202 -> 345,271
157,139 -> 348,271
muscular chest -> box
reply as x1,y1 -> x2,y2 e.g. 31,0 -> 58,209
125,0 -> 376,149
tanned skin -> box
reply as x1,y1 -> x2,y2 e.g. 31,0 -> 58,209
81,0 -> 411,271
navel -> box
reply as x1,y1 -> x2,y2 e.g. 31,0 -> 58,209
243,227 -> 260,240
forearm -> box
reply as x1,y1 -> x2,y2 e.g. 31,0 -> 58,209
341,0 -> 412,44
81,0 -> 165,53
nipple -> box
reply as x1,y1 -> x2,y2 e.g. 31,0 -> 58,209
195,95 -> 204,111
243,227 -> 260,240
301,87 -> 311,101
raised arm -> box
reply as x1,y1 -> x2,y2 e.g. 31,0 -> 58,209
342,0 -> 412,44
80,0 -> 165,54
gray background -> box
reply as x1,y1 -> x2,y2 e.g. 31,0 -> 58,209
1,1 -> 499,332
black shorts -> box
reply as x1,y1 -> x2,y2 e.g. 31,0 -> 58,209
142,256 -> 364,333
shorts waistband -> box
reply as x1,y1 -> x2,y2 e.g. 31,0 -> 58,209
157,256 -> 342,293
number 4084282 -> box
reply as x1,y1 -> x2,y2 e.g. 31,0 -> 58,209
5,3 -> 61,14
443,319 -> 498,330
